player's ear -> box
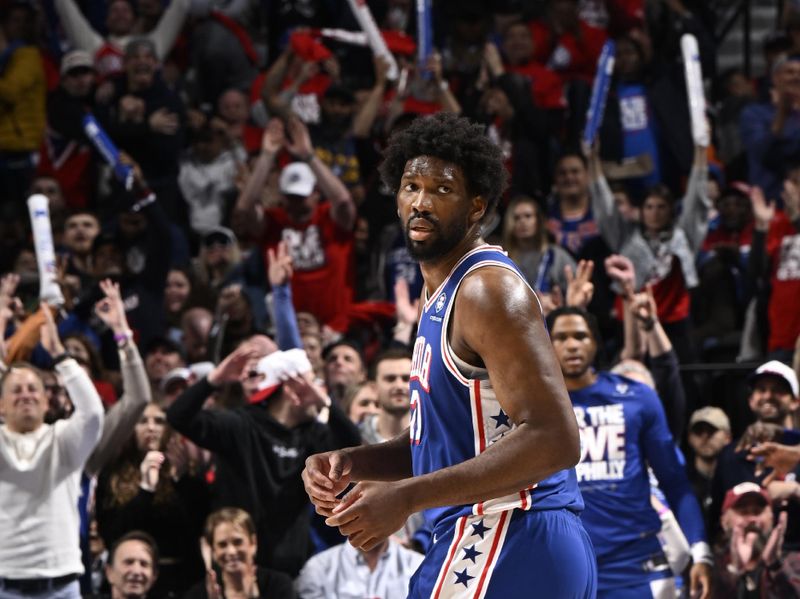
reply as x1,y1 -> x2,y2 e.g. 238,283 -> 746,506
469,195 -> 487,225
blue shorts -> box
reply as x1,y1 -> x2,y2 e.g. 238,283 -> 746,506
597,577 -> 675,599
408,508 -> 597,599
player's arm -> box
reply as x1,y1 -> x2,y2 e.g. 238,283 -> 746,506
326,269 -> 580,547
402,268 -> 580,506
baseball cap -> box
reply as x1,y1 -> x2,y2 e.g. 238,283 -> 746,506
289,31 -> 332,62
160,367 -> 191,393
202,226 -> 236,247
60,50 -> 95,76
248,348 -> 313,403
689,407 -> 731,433
279,163 -> 317,197
749,360 -> 799,398
721,481 -> 771,514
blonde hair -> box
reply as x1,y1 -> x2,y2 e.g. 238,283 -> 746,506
204,507 -> 257,545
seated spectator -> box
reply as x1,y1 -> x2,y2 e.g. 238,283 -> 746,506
0,306 -> 103,594
184,508 -> 295,599
740,54 -> 800,203
54,0 -> 188,78
95,400 -> 207,596
295,537 -> 423,599
0,1 -> 46,212
502,195 -> 576,299
216,88 -> 262,154
166,345 -> 361,576
713,482 -> 797,597
686,407 -> 732,530
100,531 -> 160,599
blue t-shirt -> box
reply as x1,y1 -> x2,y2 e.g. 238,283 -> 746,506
570,372 -> 706,590
617,82 -> 661,188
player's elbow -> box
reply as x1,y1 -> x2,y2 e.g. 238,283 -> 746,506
548,416 -> 581,471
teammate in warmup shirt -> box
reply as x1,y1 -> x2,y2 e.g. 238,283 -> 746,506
302,113 -> 597,598
547,306 -> 712,599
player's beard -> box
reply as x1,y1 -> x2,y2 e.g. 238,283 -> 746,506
403,214 -> 468,262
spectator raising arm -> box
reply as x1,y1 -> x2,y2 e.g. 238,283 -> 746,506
233,118 -> 283,239
284,115 -> 355,231
268,241 -> 303,351
85,279 -> 151,476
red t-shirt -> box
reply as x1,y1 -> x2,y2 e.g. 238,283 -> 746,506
766,214 -> 800,351
529,19 -> 607,82
650,256 -> 690,324
262,202 -> 354,332
506,62 -> 565,109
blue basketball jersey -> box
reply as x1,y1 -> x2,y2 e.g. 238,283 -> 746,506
409,245 -> 584,528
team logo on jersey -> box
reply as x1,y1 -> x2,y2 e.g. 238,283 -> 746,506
435,292 -> 447,312
615,383 -> 630,396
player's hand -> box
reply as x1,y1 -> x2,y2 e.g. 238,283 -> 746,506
325,480 -> 412,551
302,450 -> 353,516
689,561 -> 712,599
748,442 -> 800,478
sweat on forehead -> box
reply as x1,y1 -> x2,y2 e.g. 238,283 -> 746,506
403,156 -> 463,180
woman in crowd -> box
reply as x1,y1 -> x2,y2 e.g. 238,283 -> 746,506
502,195 -> 576,298
185,507 -> 296,599
95,401 -> 208,596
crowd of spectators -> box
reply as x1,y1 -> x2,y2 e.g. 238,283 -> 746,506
2,0 -> 800,596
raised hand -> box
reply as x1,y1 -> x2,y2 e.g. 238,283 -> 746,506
762,510 -> 788,568
94,279 -> 130,334
283,372 -> 329,411
267,241 -> 294,287
148,107 -> 179,135
750,186 -> 775,231
630,285 -> 658,331
261,118 -> 286,155
139,450 -> 165,492
0,273 -> 20,306
40,303 -> 65,358
604,254 -> 636,298
565,260 -> 594,308
207,342 -> 260,386
394,278 -> 419,327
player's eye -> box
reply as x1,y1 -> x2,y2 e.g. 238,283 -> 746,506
438,186 -> 451,194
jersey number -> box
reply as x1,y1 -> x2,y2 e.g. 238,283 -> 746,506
409,389 -> 422,445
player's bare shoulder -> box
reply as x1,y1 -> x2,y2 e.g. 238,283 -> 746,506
456,264 -> 540,320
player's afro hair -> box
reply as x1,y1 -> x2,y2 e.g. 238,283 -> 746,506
379,113 -> 508,213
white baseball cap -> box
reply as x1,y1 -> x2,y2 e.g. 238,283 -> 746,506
249,348 -> 313,403
279,162 -> 317,197
750,360 -> 799,398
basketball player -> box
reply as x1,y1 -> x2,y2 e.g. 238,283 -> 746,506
302,113 -> 597,598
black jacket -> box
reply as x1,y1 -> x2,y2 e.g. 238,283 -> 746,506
166,377 -> 361,576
